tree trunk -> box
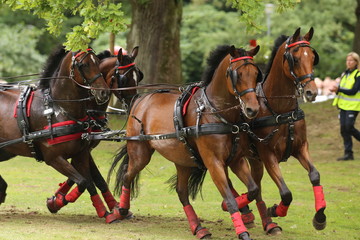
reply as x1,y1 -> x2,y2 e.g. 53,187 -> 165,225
354,0 -> 360,53
109,32 -> 115,55
127,0 -> 183,84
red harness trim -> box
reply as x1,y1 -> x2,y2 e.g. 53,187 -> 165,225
182,87 -> 200,116
117,63 -> 135,69
287,40 -> 310,49
13,91 -> 35,118
231,56 -> 253,63
44,120 -> 84,145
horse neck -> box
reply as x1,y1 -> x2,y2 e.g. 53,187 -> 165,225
263,52 -> 298,113
49,56 -> 90,118
205,63 -> 240,121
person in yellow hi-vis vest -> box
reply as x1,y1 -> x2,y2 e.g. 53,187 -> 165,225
330,52 -> 360,160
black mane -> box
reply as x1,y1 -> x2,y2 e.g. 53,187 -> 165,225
201,45 -> 231,86
97,50 -> 112,61
264,35 -> 288,75
39,45 -> 67,89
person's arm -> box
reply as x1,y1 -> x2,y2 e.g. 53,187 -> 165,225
338,75 -> 360,95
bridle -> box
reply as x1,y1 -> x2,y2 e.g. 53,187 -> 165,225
284,39 -> 319,95
70,48 -> 107,105
227,56 -> 262,104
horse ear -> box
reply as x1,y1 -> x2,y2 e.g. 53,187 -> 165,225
248,45 -> 260,57
292,27 -> 301,42
131,46 -> 139,59
117,48 -> 123,64
304,27 -> 314,41
229,45 -> 237,57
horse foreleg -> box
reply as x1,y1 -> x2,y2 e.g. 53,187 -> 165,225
0,175 -> 8,204
248,156 -> 282,235
294,143 -> 326,230
175,165 -> 211,239
206,161 -> 251,240
261,155 -> 292,218
89,154 -> 117,211
45,155 -> 88,214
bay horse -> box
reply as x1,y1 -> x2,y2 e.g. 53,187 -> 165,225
46,46 -> 143,221
225,27 -> 327,235
0,46 -> 110,216
107,45 -> 262,240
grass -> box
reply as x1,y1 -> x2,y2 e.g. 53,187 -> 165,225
1,99 -> 360,240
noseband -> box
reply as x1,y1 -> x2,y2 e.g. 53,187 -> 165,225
284,40 -> 318,94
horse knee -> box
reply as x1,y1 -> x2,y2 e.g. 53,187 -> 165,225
247,186 -> 259,202
309,169 -> 320,186
281,190 -> 292,206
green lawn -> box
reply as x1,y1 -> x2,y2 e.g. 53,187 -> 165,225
1,99 -> 360,240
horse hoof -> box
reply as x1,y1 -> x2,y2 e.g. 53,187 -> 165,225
266,223 -> 282,236
238,232 -> 252,240
105,207 -> 133,223
0,193 -> 6,204
313,208 -> 326,230
195,227 -> 211,239
46,196 -> 59,213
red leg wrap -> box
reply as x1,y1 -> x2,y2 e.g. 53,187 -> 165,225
275,201 -> 289,217
102,190 -> 117,210
313,186 -> 326,212
256,201 -> 272,229
65,186 -> 82,203
184,205 -> 200,235
119,186 -> 130,209
91,194 -> 107,218
222,193 -> 251,211
55,181 -> 72,195
231,212 -> 247,235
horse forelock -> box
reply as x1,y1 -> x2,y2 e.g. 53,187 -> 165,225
264,35 -> 288,75
201,45 -> 231,86
39,45 -> 68,89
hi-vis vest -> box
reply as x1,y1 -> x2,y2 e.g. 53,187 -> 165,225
332,69 -> 360,111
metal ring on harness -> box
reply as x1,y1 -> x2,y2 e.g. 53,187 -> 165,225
232,125 -> 240,134
275,115 -> 281,124
291,111 -> 298,120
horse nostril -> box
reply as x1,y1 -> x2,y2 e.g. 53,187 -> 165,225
306,90 -> 316,100
246,108 -> 258,118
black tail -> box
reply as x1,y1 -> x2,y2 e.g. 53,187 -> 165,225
107,144 -> 140,198
166,167 -> 207,200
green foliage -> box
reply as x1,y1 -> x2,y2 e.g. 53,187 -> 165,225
268,0 -> 356,79
1,0 -> 127,51
181,4 -> 250,83
0,23 -> 45,79
227,0 -> 297,33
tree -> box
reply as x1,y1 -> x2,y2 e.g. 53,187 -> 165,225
354,0 -> 360,53
126,0 -> 182,84
1,0 -> 127,51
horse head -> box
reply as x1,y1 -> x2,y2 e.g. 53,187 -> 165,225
100,46 -> 143,109
226,45 -> 261,119
282,27 -> 319,102
70,48 -> 110,105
